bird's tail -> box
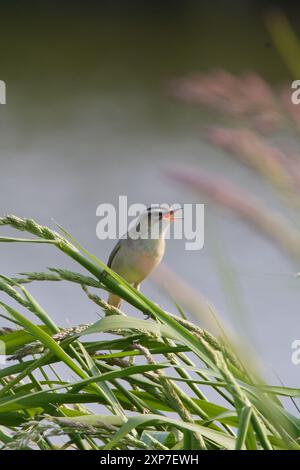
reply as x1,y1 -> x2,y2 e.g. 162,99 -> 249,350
108,293 -> 122,309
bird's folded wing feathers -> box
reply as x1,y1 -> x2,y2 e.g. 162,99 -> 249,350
107,240 -> 122,268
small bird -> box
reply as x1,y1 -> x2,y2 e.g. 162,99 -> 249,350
107,205 -> 179,308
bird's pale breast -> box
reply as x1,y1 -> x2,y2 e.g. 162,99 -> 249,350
110,237 -> 165,284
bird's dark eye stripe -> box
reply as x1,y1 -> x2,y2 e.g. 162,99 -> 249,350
147,206 -> 162,212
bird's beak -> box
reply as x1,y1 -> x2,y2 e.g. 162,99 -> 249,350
163,208 -> 183,221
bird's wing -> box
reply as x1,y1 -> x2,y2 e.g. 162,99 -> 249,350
107,240 -> 122,268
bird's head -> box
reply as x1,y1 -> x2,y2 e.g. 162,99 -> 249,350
128,205 -> 182,240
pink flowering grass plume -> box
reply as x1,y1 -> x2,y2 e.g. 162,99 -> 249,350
169,70 -> 283,133
206,126 -> 300,205
166,166 -> 300,264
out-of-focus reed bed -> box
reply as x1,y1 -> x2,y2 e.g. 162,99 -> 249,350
168,46 -> 300,265
158,13 -> 300,370
170,70 -> 283,134
167,165 -> 300,264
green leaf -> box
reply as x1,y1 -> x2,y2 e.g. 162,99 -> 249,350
0,327 -> 49,354
235,406 -> 252,450
54,413 -> 236,449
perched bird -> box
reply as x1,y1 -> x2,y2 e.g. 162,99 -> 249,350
107,206 -> 179,308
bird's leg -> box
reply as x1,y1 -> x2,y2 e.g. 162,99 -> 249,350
133,282 -> 140,291
99,269 -> 123,308
98,269 -> 108,285
144,309 -> 154,320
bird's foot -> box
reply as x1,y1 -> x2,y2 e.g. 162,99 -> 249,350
98,270 -> 108,285
144,309 -> 154,320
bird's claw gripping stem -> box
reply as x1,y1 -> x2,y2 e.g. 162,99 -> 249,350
144,309 -> 154,320
98,269 -> 108,284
